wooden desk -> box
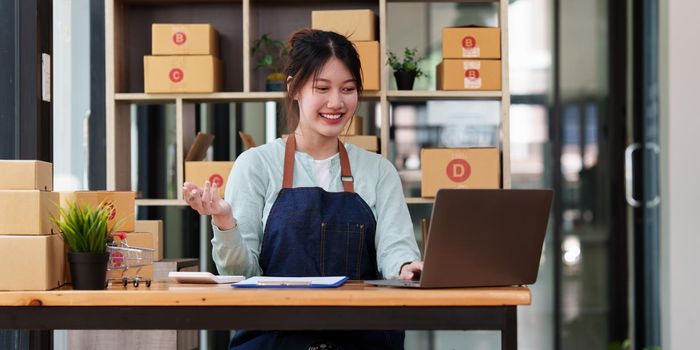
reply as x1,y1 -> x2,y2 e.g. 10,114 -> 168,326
0,282 -> 530,350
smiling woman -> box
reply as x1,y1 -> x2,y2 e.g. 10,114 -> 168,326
182,29 -> 422,350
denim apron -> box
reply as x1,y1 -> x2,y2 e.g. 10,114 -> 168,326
230,135 -> 404,350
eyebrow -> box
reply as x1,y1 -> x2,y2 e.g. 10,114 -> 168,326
314,78 -> 356,84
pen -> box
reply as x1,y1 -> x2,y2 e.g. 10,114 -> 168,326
256,281 -> 312,286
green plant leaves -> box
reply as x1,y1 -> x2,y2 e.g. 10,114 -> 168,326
386,47 -> 426,78
50,200 -> 119,253
252,33 -> 288,73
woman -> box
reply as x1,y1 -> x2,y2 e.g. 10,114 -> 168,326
183,29 -> 423,350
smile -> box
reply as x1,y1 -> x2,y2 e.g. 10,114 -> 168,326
319,113 -> 346,125
320,113 -> 343,120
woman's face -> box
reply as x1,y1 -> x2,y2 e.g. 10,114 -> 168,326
294,57 -> 358,139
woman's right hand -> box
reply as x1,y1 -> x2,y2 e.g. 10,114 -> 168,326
183,181 -> 236,230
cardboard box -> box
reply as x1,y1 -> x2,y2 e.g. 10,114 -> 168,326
355,41 -> 379,91
312,10 -> 376,41
59,191 -> 136,232
185,132 -> 215,162
135,220 -> 164,261
238,131 -> 257,150
437,60 -> 501,91
421,148 -> 500,197
341,116 -> 363,136
152,23 -> 219,56
144,55 -> 222,93
107,232 -> 157,280
0,160 -> 53,191
340,135 -> 378,152
0,234 -> 64,290
185,161 -> 234,198
0,190 -> 59,235
442,27 -> 501,59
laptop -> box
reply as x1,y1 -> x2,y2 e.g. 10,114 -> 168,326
366,188 -> 553,288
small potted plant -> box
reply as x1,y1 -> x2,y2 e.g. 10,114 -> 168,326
387,48 -> 426,90
52,201 -> 120,290
252,34 -> 288,91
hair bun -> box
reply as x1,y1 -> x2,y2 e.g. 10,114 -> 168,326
287,28 -> 316,53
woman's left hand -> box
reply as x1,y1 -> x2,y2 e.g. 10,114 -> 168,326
399,261 -> 424,281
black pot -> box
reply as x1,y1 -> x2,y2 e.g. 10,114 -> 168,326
394,71 -> 417,90
68,252 -> 110,290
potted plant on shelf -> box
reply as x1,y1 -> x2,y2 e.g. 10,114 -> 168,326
52,201 -> 120,290
252,33 -> 288,91
387,48 -> 426,90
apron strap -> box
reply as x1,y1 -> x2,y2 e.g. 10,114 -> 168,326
282,135 -> 296,189
282,134 -> 355,193
337,139 -> 355,193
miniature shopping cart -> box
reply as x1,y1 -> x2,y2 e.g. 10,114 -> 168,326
107,234 -> 155,288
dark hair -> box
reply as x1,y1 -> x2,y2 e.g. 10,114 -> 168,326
283,29 -> 363,133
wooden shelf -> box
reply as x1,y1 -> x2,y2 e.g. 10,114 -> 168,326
106,0 -> 512,201
114,91 -> 381,104
405,197 -> 434,204
387,0 -> 499,3
387,90 -> 502,102
115,92 -> 283,104
135,199 -> 188,206
121,0 -> 241,4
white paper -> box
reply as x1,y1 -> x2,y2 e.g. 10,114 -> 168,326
169,271 -> 245,284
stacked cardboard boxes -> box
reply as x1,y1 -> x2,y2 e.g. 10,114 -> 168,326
0,161 -> 63,291
144,24 -> 222,93
312,9 -> 380,91
437,27 -> 501,91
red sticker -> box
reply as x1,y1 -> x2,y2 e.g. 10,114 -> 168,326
465,69 -> 480,81
173,32 -> 187,45
209,174 -> 224,188
462,36 -> 477,49
446,159 -> 471,183
100,200 -> 117,221
169,68 -> 184,83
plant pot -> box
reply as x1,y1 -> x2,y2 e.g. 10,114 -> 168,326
265,72 -> 285,92
68,252 -> 110,290
394,71 -> 417,90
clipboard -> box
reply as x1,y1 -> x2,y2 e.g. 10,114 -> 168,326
231,276 -> 348,288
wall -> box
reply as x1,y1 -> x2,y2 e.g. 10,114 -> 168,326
659,0 -> 700,348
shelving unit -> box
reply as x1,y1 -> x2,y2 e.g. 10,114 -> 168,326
105,0 -> 511,204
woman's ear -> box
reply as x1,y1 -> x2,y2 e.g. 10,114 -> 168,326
287,76 -> 301,100
286,76 -> 296,99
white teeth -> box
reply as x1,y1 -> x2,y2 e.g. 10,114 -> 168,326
320,113 -> 342,120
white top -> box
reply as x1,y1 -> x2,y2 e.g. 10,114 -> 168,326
313,155 -> 334,191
